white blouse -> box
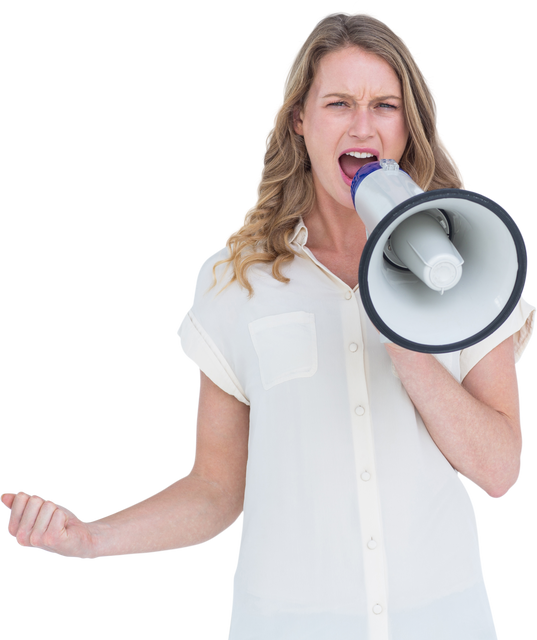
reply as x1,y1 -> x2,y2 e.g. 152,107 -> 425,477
179,220 -> 534,640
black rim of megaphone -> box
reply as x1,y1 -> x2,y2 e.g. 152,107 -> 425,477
358,188 -> 527,354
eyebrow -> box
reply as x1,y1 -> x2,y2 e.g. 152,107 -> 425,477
321,92 -> 403,101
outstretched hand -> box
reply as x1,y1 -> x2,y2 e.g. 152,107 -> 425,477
2,492 -> 97,558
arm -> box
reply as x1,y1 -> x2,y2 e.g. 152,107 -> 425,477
2,372 -> 250,558
385,336 -> 521,498
2,473 -> 239,560
92,473 -> 235,556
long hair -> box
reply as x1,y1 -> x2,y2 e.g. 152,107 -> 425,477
216,13 -> 462,295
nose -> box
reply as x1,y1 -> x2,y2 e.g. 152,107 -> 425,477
348,107 -> 375,141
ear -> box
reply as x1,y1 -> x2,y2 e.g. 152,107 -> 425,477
293,106 -> 304,136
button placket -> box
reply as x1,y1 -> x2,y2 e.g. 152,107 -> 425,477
341,292 -> 389,640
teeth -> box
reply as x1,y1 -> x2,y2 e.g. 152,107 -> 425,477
345,151 -> 375,158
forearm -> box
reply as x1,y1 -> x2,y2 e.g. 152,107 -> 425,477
386,344 -> 521,497
88,473 -> 242,559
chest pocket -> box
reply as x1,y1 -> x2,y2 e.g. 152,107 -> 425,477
248,311 -> 318,390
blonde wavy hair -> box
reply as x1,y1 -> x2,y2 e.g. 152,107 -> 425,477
216,13 -> 462,295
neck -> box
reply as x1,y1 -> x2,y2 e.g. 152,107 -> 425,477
304,192 -> 367,254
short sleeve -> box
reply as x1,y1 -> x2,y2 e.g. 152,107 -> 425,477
178,250 -> 250,406
179,310 -> 249,405
460,297 -> 535,380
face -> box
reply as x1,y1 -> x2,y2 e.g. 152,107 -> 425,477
294,47 -> 409,212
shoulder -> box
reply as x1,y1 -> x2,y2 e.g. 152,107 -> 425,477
202,247 -> 231,271
194,247 -> 232,293
189,247 -> 244,311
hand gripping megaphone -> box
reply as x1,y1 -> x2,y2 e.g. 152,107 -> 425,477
351,159 -> 527,353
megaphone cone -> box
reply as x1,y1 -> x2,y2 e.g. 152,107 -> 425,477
351,160 -> 527,354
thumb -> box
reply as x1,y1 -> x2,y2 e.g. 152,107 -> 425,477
1,493 -> 16,509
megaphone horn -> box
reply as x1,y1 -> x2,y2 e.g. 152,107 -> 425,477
351,159 -> 527,354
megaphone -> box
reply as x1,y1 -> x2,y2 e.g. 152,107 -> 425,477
351,159 -> 527,353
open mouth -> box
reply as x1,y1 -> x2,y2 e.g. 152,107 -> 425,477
339,151 -> 378,186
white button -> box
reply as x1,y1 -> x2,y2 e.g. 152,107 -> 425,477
345,291 -> 353,300
355,406 -> 365,416
361,471 -> 371,482
349,342 -> 359,352
372,604 -> 383,615
367,538 -> 378,550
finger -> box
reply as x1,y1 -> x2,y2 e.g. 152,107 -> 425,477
15,495 -> 45,546
7,492 -> 30,536
29,501 -> 59,548
44,508 -> 69,550
37,508 -> 68,553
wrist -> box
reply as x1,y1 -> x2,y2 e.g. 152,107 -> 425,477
85,520 -> 113,559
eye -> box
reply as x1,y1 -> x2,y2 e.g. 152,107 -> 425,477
326,99 -> 400,110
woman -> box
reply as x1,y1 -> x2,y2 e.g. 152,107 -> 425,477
3,13 -> 533,640
178,6 -> 535,640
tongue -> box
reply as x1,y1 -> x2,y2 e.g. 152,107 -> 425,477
339,155 -> 374,179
